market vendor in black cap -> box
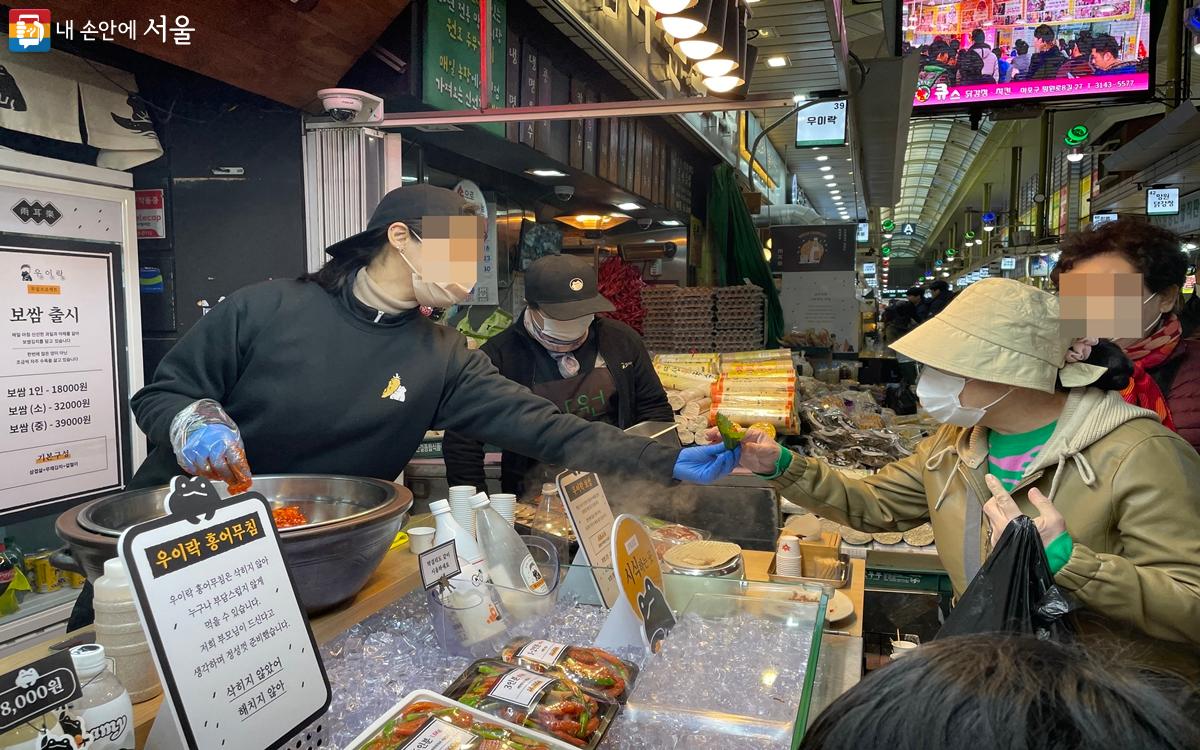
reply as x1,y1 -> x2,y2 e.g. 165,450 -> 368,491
124,184 -> 736,503
443,254 -> 673,499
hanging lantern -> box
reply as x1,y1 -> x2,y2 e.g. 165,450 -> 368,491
646,0 -> 696,14
694,0 -> 739,75
655,0 -> 714,40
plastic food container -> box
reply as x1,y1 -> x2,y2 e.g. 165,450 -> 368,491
346,688 -> 577,750
441,659 -> 618,750
500,638 -> 639,704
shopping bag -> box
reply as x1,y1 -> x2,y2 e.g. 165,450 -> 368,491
937,515 -> 1075,640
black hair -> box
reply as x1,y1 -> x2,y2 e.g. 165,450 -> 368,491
929,279 -> 950,293
928,41 -> 951,60
299,229 -> 390,293
1034,24 -> 1055,43
801,635 -> 1200,750
1015,39 -> 1029,52
905,286 -> 923,298
1091,33 -> 1120,58
971,28 -> 985,44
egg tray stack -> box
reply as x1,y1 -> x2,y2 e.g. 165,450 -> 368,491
713,284 -> 765,353
641,286 -> 715,353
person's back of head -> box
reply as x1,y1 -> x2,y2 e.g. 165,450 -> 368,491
971,28 -> 986,45
801,635 -> 1200,750
1034,24 -> 1055,47
1015,39 -> 1029,54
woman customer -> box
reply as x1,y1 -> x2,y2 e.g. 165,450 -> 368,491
724,278 -> 1200,677
801,635 -> 1200,750
1053,219 -> 1200,451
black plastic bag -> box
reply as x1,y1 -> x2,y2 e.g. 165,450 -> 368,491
937,515 -> 1076,641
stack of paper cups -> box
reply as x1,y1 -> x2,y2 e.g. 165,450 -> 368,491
776,534 -> 802,577
448,485 -> 477,538
489,493 -> 517,526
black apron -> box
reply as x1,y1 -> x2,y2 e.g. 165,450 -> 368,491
519,355 -> 617,497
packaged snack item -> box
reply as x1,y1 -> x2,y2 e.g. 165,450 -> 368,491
500,638 -> 639,703
350,689 -> 568,750
442,660 -> 617,749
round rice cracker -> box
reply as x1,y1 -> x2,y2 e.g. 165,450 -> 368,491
902,523 -> 935,547
839,526 -> 874,545
872,531 -> 904,545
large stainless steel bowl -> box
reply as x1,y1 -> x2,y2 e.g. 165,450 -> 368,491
57,475 -> 412,614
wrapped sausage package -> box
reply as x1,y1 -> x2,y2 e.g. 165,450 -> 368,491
936,516 -> 1076,641
500,638 -> 639,703
348,689 -> 576,750
441,659 -> 618,749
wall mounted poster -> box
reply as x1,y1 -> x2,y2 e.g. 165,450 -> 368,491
1,246 -> 124,515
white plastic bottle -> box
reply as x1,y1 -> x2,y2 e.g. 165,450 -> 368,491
429,499 -> 507,645
473,495 -> 550,621
93,558 -> 161,703
61,644 -> 134,750
538,482 -> 565,515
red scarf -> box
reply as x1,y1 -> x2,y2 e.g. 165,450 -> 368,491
1121,315 -> 1181,431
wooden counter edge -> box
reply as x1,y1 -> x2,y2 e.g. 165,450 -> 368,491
741,551 -> 866,638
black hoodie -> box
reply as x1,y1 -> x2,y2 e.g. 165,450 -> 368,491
129,279 -> 679,489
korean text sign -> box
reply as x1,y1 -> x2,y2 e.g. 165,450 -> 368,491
120,479 -> 329,750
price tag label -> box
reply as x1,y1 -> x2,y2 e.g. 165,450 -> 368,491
516,639 -> 567,668
120,476 -> 330,750
485,668 -> 554,710
0,651 -> 81,733
419,540 -> 462,591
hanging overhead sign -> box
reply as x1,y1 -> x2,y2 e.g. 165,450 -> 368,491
1092,213 -> 1119,227
794,100 -> 848,148
862,262 -> 876,275
856,222 -> 869,243
1000,257 -> 1017,270
900,223 -> 916,237
1147,188 -> 1180,217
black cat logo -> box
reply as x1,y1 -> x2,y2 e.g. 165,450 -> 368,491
110,94 -> 155,137
169,475 -> 221,503
0,65 -> 27,112
635,576 -> 675,653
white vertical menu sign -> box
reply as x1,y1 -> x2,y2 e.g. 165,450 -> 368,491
557,470 -> 619,607
0,246 -> 122,513
120,477 -> 330,750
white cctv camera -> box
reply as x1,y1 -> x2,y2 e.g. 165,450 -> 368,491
554,185 -> 575,201
317,88 -> 384,124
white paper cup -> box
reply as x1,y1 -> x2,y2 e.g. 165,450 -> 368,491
489,493 -> 517,525
890,640 -> 918,659
408,527 -> 436,554
776,535 -> 801,558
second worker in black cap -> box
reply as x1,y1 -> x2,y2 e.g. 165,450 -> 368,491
443,254 -> 673,498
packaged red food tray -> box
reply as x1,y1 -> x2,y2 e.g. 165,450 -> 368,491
441,660 -> 618,749
500,638 -> 638,704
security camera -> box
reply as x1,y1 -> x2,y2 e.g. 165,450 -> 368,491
637,218 -> 653,230
554,185 -> 575,201
317,88 -> 383,124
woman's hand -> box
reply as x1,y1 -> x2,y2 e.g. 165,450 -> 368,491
702,427 -> 782,474
982,473 -> 1066,549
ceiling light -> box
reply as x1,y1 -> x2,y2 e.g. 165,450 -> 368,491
766,56 -> 789,68
694,0 -> 740,76
646,0 -> 696,14
675,0 -> 727,60
1066,148 -> 1085,163
554,213 -> 631,231
616,202 -> 642,211
941,271 -> 950,278
822,174 -> 834,180
819,166 -> 831,172
1182,242 -> 1197,251
527,169 -> 567,178
660,219 -> 683,226
984,224 -> 996,232
815,155 -> 829,162
707,34 -> 756,99
656,0 -> 713,40
846,158 -> 852,161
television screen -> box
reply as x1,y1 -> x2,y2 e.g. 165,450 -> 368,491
900,0 -> 1153,109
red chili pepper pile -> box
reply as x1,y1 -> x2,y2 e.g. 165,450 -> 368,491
597,257 -> 646,333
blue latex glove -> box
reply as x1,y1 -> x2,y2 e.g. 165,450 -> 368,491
176,424 -> 248,485
673,442 -> 741,484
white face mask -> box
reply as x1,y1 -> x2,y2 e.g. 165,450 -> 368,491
1142,292 -> 1163,336
916,367 -> 1013,427
397,231 -> 473,308
538,312 -> 594,342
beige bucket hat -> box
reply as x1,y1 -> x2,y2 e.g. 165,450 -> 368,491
892,278 -> 1107,393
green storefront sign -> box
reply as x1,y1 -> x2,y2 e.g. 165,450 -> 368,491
423,0 -> 507,136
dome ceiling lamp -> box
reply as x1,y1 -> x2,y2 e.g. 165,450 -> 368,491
655,0 -> 714,40
676,0 -> 728,61
694,0 -> 741,77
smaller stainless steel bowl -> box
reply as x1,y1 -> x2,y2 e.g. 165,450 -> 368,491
58,475 -> 412,614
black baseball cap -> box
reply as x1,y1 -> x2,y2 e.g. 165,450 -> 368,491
325,184 -> 475,258
525,254 -> 614,320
